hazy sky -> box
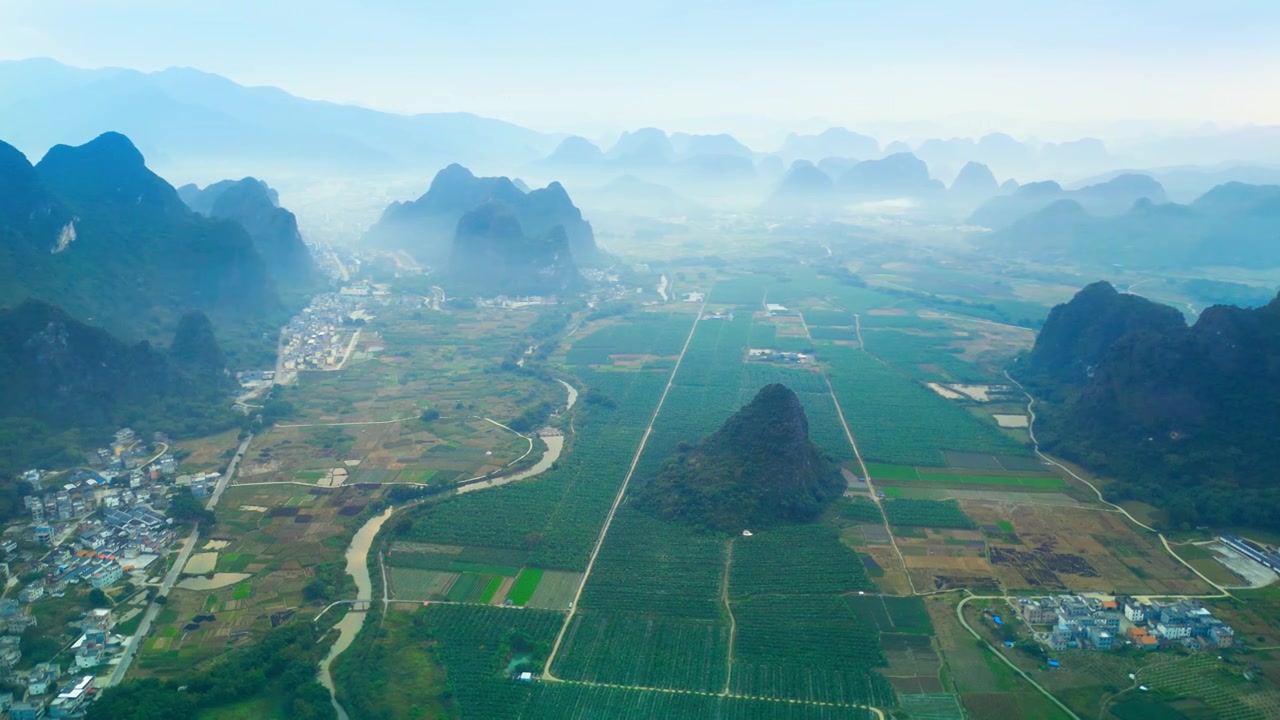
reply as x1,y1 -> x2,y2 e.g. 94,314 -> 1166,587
2,0 -> 1278,142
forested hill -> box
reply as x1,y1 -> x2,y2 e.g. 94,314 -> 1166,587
635,383 -> 844,531
0,300 -> 238,479
178,177 -> 319,295
364,163 -> 602,266
0,132 -> 285,366
449,203 -> 582,297
1024,281 -> 1280,531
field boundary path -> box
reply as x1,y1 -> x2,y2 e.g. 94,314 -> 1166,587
799,311 -> 915,595
543,300 -> 706,680
720,538 -> 737,695
1004,371 -> 1230,599
548,679 -> 886,719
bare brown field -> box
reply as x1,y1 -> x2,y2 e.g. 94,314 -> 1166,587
865,545 -> 913,595
961,502 -> 1210,595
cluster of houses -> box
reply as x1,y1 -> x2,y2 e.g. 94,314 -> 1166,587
746,348 -> 815,365
0,606 -> 110,717
279,291 -> 370,372
1018,594 -> 1235,652
477,294 -> 554,309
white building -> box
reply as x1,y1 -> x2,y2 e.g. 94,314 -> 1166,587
1124,602 -> 1146,622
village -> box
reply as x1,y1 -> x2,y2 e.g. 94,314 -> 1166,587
0,425 -> 211,718
1013,593 -> 1236,653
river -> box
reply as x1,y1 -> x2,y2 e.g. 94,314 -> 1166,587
317,379 -> 579,716
316,505 -> 394,720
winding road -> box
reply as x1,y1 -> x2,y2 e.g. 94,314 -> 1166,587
1004,370 -> 1230,599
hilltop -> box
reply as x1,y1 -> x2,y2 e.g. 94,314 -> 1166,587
178,177 -> 319,294
0,132 -> 284,366
365,164 -> 602,266
635,384 -> 844,532
1024,282 -> 1280,530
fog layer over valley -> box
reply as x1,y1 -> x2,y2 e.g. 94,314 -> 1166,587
5,17 -> 1280,720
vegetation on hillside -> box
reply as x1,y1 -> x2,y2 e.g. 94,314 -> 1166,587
634,383 -> 844,532
1024,281 -> 1280,530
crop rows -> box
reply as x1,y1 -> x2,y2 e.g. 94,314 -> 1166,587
577,508 -> 727,619
802,309 -> 855,327
730,595 -> 894,707
730,525 -> 874,597
525,684 -> 877,719
400,368 -> 669,570
822,344 -> 1029,466
861,329 -> 992,383
565,313 -> 695,365
413,604 -> 563,719
838,496 -> 885,523
553,611 -> 729,691
882,499 -> 976,529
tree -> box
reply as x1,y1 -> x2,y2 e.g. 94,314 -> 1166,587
89,588 -> 110,608
167,489 -> 215,526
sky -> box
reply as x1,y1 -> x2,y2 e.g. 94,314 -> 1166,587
2,0 -> 1279,144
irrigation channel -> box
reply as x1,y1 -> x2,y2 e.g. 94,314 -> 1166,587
316,378 -> 578,719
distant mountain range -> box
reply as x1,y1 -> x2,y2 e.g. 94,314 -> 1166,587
981,181 -> 1280,269
1023,281 -> 1280,531
574,175 -> 708,218
178,178 -> 319,295
0,58 -> 554,178
968,173 -> 1167,229
0,131 -> 288,365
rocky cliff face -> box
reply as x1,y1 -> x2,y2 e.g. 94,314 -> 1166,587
635,384 -> 844,531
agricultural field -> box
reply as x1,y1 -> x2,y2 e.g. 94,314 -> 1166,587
396,367 -> 671,570
525,684 -> 880,719
866,463 -> 1067,491
135,483 -> 372,677
553,611 -> 729,691
729,594 -> 896,707
924,595 -> 1072,720
822,344 -> 1031,466
335,604 -> 563,720
883,499 -> 976,529
575,509 -> 727,620
290,303 -> 556,425
564,312 -> 697,365
962,503 -> 1212,595
237,417 -> 531,489
729,525 -> 874,597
